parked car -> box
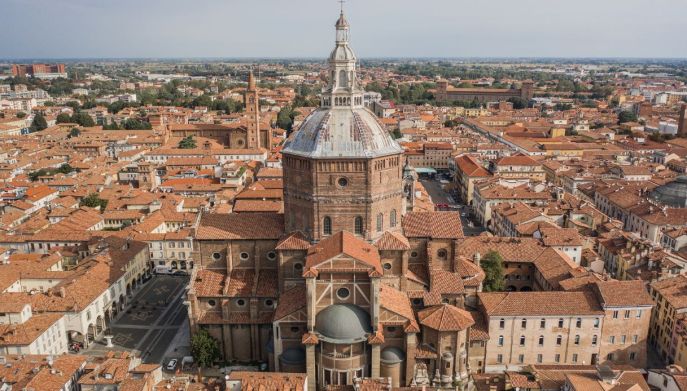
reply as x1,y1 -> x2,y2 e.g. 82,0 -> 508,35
166,359 -> 178,371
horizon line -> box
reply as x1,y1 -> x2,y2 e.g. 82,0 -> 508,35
2,56 -> 687,63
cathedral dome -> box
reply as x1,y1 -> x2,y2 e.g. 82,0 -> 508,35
281,9 -> 403,160
282,107 -> 403,159
315,304 -> 371,343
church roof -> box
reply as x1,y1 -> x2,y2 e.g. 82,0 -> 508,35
304,231 -> 383,276
282,108 -> 403,159
402,211 -> 464,239
275,231 -> 310,250
374,231 -> 411,250
417,304 -> 475,332
196,212 -> 284,240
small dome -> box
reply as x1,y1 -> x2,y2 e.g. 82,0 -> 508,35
315,304 -> 371,343
330,45 -> 356,62
651,176 -> 687,208
380,346 -> 405,364
283,108 -> 403,159
279,347 -> 306,365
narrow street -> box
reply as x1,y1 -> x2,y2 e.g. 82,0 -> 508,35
420,178 -> 485,236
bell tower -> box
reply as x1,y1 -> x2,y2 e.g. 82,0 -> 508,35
245,70 -> 261,149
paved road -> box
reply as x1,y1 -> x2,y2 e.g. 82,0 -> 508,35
86,275 -> 189,364
420,178 -> 485,237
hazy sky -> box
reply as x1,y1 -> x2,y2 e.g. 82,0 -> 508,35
2,0 -> 686,59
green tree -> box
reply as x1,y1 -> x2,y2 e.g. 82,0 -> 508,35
68,128 -> 81,138
121,118 -> 152,130
57,163 -> 76,174
178,136 -> 197,149
481,250 -> 505,292
81,193 -> 108,210
30,114 -> 48,133
191,329 -> 221,382
56,113 -> 72,124
71,112 -> 95,127
507,97 -> 528,109
16,112 -> 27,119
28,169 -> 48,182
618,110 -> 638,124
277,106 -> 300,135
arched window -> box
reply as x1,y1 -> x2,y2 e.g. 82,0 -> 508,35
538,335 -> 544,346
323,216 -> 332,235
390,209 -> 397,227
354,216 -> 363,235
556,335 -> 562,345
376,213 -> 383,232
339,70 -> 348,88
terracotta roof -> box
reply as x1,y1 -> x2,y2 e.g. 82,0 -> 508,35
196,212 -> 284,240
273,285 -> 306,321
495,153 -> 541,166
304,231 -> 383,277
275,231 -> 310,250
192,269 -> 226,297
374,231 -> 411,250
479,291 -> 604,316
402,211 -> 464,239
592,280 -> 653,308
227,371 -> 306,391
0,313 -> 63,346
417,304 -> 475,331
379,284 -> 419,332
651,275 -> 687,310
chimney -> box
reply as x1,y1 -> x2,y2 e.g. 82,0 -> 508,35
58,287 -> 66,298
474,252 -> 481,267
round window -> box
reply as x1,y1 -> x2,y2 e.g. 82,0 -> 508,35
290,326 -> 300,333
236,299 -> 246,307
239,252 -> 249,260
437,249 -> 448,259
212,252 -> 221,260
337,177 -> 348,187
208,299 -> 216,307
294,263 -> 303,271
410,251 -> 418,258
412,298 -> 422,305
264,299 -> 274,307
386,326 -> 397,333
336,287 -> 350,299
267,251 -> 277,261
383,263 -> 392,270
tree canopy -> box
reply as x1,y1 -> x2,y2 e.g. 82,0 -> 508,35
81,193 -> 108,210
191,329 -> 221,369
481,250 -> 505,292
618,110 -> 638,124
30,114 -> 48,133
178,136 -> 197,149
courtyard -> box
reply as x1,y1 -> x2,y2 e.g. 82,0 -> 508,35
84,275 -> 190,364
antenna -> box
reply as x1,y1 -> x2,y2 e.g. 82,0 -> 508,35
339,0 -> 345,12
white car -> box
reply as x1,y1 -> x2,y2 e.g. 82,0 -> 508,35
166,359 -> 178,371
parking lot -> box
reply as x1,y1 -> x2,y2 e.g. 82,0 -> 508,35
85,275 -> 190,364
